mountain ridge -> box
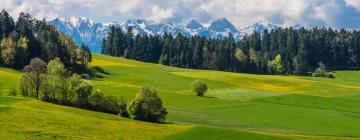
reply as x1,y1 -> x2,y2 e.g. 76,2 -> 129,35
52,17 -> 285,52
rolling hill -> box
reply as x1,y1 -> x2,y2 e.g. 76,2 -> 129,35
1,54 -> 360,140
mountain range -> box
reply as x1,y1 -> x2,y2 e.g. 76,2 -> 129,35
52,17 -> 286,52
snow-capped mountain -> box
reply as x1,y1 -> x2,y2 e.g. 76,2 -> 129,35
52,17 -> 281,52
239,21 -> 280,38
53,17 -> 109,52
186,20 -> 204,31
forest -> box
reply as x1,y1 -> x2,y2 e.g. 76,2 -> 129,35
0,10 -> 91,71
102,25 -> 360,76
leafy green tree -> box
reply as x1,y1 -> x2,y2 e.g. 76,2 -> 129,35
19,75 -> 30,97
127,86 -> 167,123
103,94 -> 127,115
191,80 -> 208,97
268,54 -> 284,74
75,80 -> 93,107
59,34 -> 78,64
88,89 -> 106,111
47,58 -> 70,103
68,74 -> 81,104
235,48 -> 248,68
15,37 -> 28,67
1,38 -> 16,65
23,58 -> 47,99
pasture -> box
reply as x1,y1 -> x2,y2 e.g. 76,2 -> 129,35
0,54 -> 360,139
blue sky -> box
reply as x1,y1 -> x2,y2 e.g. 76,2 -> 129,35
1,0 -> 360,28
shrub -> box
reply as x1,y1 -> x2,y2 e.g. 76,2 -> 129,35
75,80 -> 93,107
326,72 -> 335,79
127,86 -> 167,123
312,67 -> 326,77
191,80 -> 208,96
88,89 -> 128,116
312,62 -> 335,79
103,95 -> 127,115
88,90 -> 106,111
8,88 -> 17,96
0,84 -> 3,95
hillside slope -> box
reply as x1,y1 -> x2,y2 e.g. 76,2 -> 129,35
1,54 -> 360,139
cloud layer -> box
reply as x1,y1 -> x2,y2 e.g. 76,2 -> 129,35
1,0 -> 360,28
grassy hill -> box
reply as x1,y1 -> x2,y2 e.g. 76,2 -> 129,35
1,54 -> 360,139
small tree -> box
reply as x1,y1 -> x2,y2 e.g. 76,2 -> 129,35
127,86 -> 167,123
313,62 -> 327,77
68,74 -> 81,104
19,76 -> 30,97
88,89 -> 127,116
1,38 -> 16,65
312,62 -> 334,78
191,80 -> 208,97
235,48 -> 248,64
23,58 -> 47,99
47,58 -> 69,104
267,54 -> 284,74
75,80 -> 93,107
88,89 -> 106,111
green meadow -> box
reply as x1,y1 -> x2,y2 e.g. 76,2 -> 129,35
1,54 -> 360,139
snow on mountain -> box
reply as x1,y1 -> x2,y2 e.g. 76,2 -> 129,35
209,18 -> 239,33
53,16 -> 109,52
52,17 -> 284,53
186,20 -> 204,31
239,21 -> 280,38
291,23 -> 302,29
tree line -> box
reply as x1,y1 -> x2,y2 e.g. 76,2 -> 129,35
102,26 -> 360,76
15,57 -> 207,123
0,10 -> 92,71
18,57 -> 167,123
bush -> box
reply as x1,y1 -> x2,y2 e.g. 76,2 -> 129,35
191,80 -> 208,96
88,89 -> 128,116
312,62 -> 335,79
75,80 -> 93,107
326,72 -> 335,79
8,88 -> 17,96
88,90 -> 106,110
103,95 -> 127,116
312,68 -> 326,77
127,86 -> 167,123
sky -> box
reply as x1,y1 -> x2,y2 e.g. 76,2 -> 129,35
1,0 -> 360,29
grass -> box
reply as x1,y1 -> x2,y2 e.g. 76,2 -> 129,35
159,126 -> 291,140
0,96 -> 191,140
1,54 -> 360,139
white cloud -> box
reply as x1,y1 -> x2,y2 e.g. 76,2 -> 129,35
345,0 -> 360,10
0,0 -> 360,29
149,5 -> 173,22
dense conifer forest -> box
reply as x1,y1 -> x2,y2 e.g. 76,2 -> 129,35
0,10 -> 91,71
102,26 -> 360,75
